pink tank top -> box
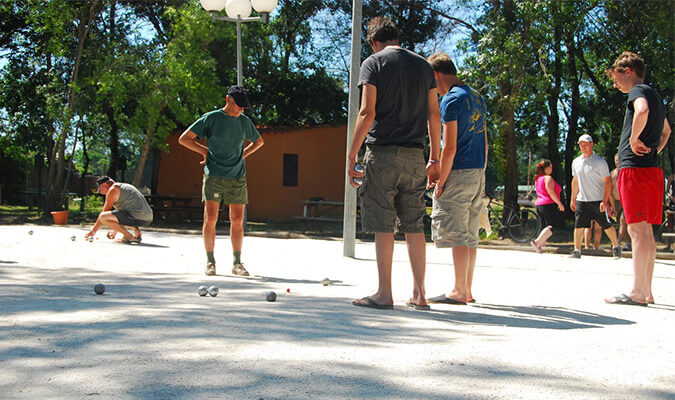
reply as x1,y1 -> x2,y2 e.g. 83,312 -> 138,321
535,175 -> 561,206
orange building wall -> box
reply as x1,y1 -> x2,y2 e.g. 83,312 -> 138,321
157,125 -> 347,221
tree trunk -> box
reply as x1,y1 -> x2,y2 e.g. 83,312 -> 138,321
497,0 -> 521,213
564,30 -> 580,216
500,90 -> 519,213
132,103 -> 166,188
103,101 -> 120,180
79,127 -> 90,213
546,25 -> 563,185
44,0 -> 101,214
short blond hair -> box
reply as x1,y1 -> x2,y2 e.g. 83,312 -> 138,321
606,51 -> 645,79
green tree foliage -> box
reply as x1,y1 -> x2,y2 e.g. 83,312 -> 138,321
0,0 -> 350,210
1,0 -> 672,214
455,0 -> 672,209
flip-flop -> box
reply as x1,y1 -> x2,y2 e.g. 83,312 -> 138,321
428,294 -> 467,305
605,294 -> 648,307
467,299 -> 476,303
406,301 -> 431,311
352,297 -> 393,310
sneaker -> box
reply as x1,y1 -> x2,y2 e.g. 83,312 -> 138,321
232,263 -> 249,276
205,262 -> 216,276
613,246 -> 622,259
569,250 -> 581,259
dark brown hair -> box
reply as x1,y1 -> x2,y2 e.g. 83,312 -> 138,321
535,159 -> 552,180
366,17 -> 399,44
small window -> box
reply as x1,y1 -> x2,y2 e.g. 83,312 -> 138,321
283,154 -> 298,187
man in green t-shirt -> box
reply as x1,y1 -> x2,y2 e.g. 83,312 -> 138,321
179,86 -> 264,276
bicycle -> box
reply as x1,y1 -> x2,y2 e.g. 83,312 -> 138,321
482,195 -> 541,243
654,203 -> 675,251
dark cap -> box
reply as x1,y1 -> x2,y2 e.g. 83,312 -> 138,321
227,85 -> 251,108
96,176 -> 112,186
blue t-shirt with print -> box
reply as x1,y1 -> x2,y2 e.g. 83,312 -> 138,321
440,84 -> 487,170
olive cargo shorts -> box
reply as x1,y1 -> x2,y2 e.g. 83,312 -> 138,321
359,145 -> 427,233
202,175 -> 248,205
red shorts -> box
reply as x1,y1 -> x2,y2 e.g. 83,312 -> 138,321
618,167 -> 663,225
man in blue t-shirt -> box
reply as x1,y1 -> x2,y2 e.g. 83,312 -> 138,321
179,86 -> 264,277
426,51 -> 487,306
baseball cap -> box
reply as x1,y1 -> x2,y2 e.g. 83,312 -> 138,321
578,134 -> 593,143
227,85 -> 251,108
96,176 -> 112,186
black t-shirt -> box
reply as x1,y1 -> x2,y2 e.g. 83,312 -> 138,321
618,84 -> 665,169
358,47 -> 436,147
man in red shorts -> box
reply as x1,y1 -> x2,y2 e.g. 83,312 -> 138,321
605,51 -> 671,306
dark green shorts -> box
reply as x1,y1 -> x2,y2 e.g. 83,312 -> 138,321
202,175 -> 248,205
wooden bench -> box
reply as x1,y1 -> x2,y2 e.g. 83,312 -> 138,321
294,200 -> 359,233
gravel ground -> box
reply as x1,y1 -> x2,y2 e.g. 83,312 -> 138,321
0,225 -> 673,400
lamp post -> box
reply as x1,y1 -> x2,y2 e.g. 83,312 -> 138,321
342,0 -> 362,258
200,0 -> 278,86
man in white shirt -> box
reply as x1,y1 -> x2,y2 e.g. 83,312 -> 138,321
570,134 -> 621,259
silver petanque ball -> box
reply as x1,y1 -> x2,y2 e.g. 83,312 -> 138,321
94,283 -> 105,295
86,236 -> 94,242
197,285 -> 208,297
266,291 -> 277,302
207,286 -> 219,297
71,236 -> 76,241
353,163 -> 364,186
321,278 -> 330,286
28,230 -> 34,235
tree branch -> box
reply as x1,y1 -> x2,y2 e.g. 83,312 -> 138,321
387,1 -> 481,37
576,47 -> 609,101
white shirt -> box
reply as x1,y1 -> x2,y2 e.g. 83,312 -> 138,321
572,153 -> 610,202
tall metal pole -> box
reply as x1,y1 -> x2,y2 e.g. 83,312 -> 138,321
342,0 -> 362,258
236,17 -> 244,229
236,18 -> 243,86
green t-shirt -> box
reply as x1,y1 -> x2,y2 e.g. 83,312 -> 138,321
188,109 -> 260,179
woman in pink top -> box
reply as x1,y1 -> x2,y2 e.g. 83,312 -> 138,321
531,159 -> 565,253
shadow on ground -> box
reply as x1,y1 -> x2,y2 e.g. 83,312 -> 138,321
0,264 -> 658,400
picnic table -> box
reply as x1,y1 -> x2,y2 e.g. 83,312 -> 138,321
145,195 -> 202,223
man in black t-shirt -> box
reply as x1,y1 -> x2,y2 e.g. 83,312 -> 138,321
605,51 -> 671,307
347,17 -> 442,311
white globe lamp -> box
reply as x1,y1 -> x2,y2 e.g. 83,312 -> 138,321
199,0 -> 226,11
251,0 -> 278,13
226,0 -> 252,18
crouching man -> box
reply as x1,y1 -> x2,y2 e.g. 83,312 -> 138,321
85,176 -> 153,243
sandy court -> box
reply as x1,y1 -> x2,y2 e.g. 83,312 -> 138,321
0,225 -> 674,399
